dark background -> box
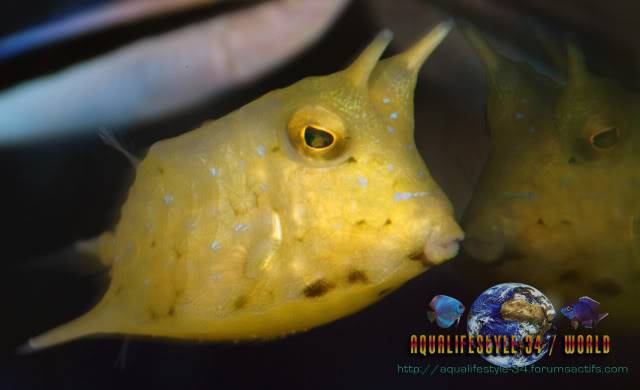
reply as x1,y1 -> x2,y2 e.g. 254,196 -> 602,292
1,0 -> 639,388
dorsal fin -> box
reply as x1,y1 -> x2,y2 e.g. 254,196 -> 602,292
578,296 -> 600,310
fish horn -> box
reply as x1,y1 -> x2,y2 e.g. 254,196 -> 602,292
344,30 -> 393,86
461,24 -> 501,75
399,20 -> 453,72
567,42 -> 589,86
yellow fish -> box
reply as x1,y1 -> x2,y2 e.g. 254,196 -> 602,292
24,22 -> 463,351
461,28 -> 640,329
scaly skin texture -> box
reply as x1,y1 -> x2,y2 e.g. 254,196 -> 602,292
461,29 -> 640,330
26,23 -> 463,351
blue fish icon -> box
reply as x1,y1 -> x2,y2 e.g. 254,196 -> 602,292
560,296 -> 609,329
427,295 -> 465,328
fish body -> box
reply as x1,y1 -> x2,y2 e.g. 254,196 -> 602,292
560,297 -> 609,329
24,23 -> 463,352
459,28 -> 640,330
427,294 -> 464,328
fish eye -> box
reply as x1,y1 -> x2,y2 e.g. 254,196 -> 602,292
590,127 -> 619,150
566,305 -> 573,312
303,125 -> 336,149
286,106 -> 349,164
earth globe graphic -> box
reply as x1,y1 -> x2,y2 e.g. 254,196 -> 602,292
467,283 -> 556,368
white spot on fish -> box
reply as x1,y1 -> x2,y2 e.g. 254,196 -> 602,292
144,278 -> 150,287
358,177 -> 368,187
185,217 -> 198,231
383,97 -> 391,104
209,167 -> 219,176
387,125 -> 395,133
405,144 -> 413,150
418,170 -> 425,177
164,194 -> 174,205
234,223 -> 249,232
390,112 -> 398,120
413,192 -> 430,197
516,112 -> 524,120
394,192 -> 414,201
259,183 -> 269,192
211,272 -> 223,281
210,240 -> 221,251
387,164 -> 394,172
256,144 -> 266,157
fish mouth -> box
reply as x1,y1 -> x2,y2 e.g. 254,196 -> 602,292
462,234 -> 505,263
422,226 -> 465,265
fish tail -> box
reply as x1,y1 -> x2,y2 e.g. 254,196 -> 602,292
17,302 -> 116,354
427,311 -> 436,323
597,312 -> 609,324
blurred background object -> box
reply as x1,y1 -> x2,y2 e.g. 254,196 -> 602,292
0,0 -> 350,144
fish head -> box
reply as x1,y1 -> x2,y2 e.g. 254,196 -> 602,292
560,304 -> 575,319
555,44 -> 639,164
260,25 -> 462,312
460,30 -> 640,325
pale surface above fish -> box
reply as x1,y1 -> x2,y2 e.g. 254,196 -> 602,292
24,22 -> 464,351
460,28 -> 640,330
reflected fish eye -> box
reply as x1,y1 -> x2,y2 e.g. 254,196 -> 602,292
590,127 -> 619,150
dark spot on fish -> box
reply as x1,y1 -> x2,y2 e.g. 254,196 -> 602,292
347,156 -> 357,163
591,278 -> 623,296
114,285 -> 124,295
384,219 -> 392,225
158,166 -> 165,174
150,240 -> 156,248
537,218 -> 545,226
303,279 -> 335,298
408,251 -> 423,261
296,236 -> 304,242
174,247 -> 183,259
347,270 -> 369,284
356,220 -> 366,226
233,295 -> 248,310
149,309 -> 160,320
271,146 -> 280,153
557,269 -> 581,282
168,305 -> 176,317
561,220 -> 571,226
568,157 -> 577,164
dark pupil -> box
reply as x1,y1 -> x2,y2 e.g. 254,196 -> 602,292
591,127 -> 618,149
304,126 -> 334,149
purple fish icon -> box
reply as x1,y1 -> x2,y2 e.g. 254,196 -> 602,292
560,296 -> 609,329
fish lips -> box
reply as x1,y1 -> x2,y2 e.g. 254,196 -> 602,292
422,225 -> 465,265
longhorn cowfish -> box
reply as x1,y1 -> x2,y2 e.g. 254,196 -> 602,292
460,28 -> 640,330
23,22 -> 464,351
